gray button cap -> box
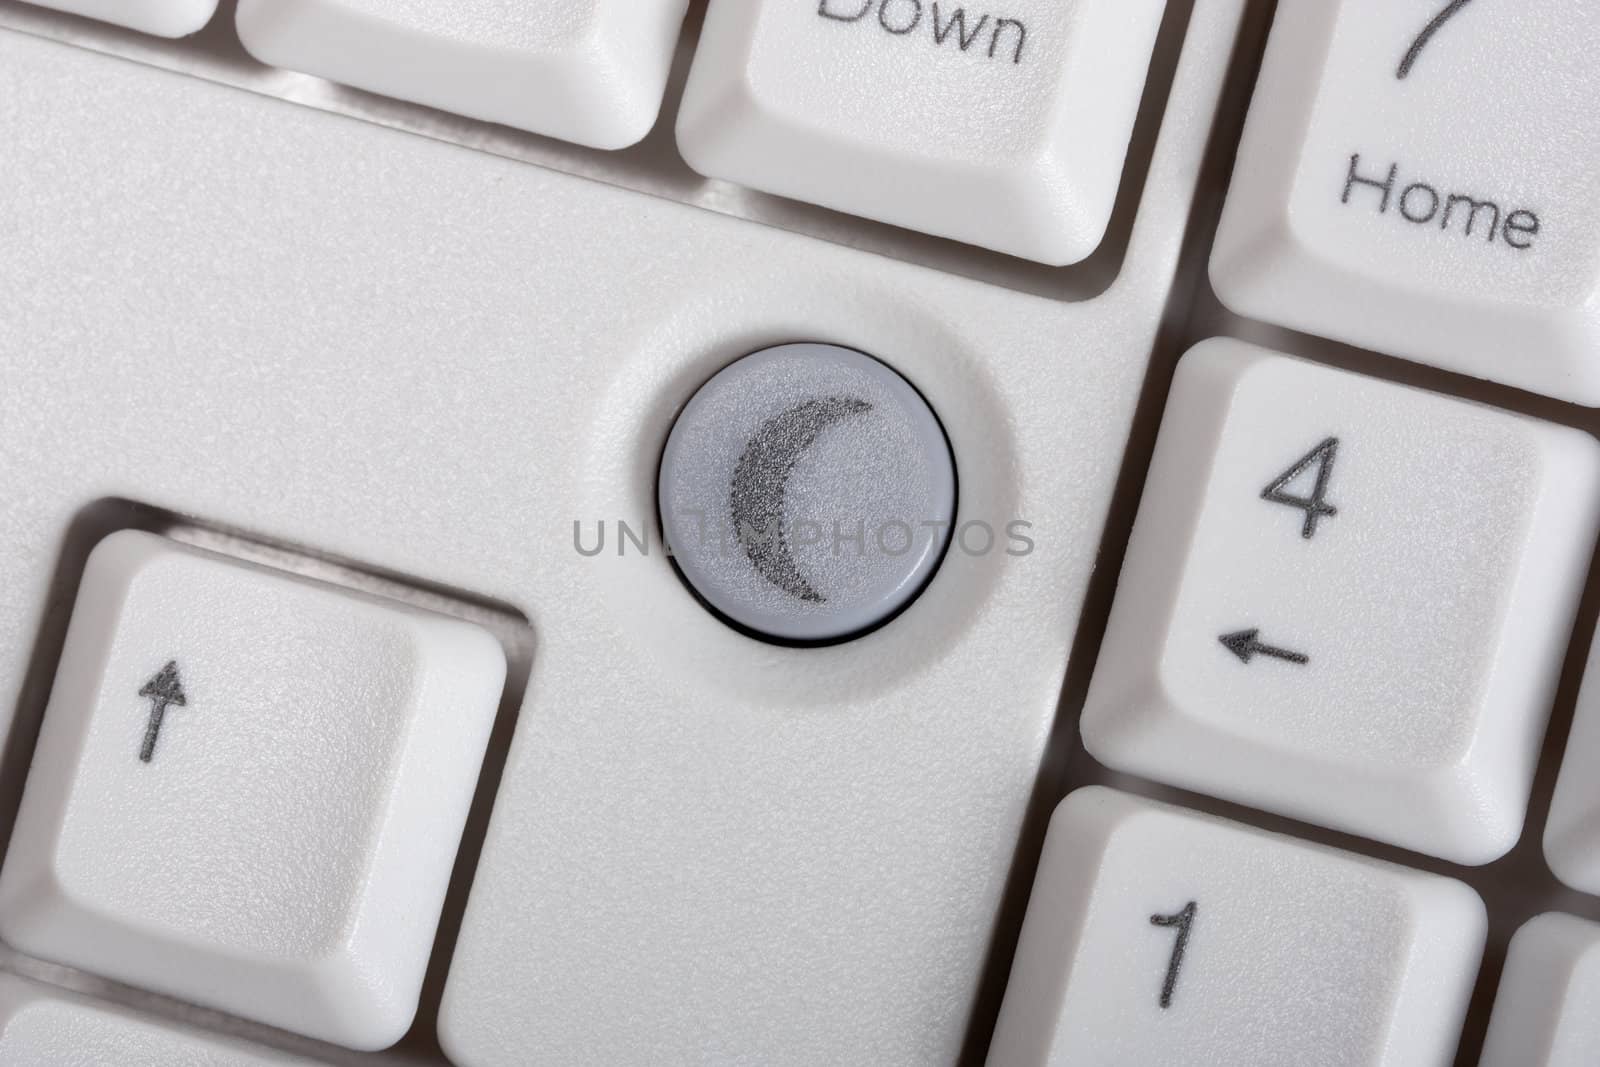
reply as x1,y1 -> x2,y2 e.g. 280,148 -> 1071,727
660,343 -> 956,643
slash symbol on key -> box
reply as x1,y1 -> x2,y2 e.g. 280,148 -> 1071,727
138,660 -> 187,763
1219,629 -> 1309,667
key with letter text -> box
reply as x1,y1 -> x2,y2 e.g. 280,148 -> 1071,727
1212,0 -> 1600,403
677,0 -> 1166,265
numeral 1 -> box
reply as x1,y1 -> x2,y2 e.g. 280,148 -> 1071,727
1261,437 -> 1340,539
1149,900 -> 1197,1009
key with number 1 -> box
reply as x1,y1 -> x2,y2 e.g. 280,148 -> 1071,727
988,788 -> 1485,1067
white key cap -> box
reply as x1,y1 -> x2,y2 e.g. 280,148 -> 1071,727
18,0 -> 216,36
234,0 -> 691,150
0,974 -> 320,1066
988,787 -> 1484,1067
1545,633 -> 1600,894
676,0 -> 1165,265
1082,339 -> 1600,864
1480,913 -> 1600,1067
1212,0 -> 1600,404
0,531 -> 505,1050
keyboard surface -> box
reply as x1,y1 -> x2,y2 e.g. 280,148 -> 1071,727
2,1 -> 1599,1065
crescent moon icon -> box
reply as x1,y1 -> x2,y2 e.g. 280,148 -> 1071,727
729,395 -> 873,603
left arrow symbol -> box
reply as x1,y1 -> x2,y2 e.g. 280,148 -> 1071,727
137,660 -> 187,763
1218,628 -> 1309,666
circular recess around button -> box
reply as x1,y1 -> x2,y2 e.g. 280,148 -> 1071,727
659,343 -> 956,644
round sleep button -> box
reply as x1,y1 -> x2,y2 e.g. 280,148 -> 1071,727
659,343 -> 956,644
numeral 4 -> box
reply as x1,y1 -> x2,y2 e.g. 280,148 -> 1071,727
1261,437 -> 1339,539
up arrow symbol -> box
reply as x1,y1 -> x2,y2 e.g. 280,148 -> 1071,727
137,660 -> 187,763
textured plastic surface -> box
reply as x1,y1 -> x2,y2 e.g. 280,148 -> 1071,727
677,0 -> 1166,265
0,532 -> 506,1050
659,343 -> 955,642
1083,340 -> 1600,864
235,0 -> 691,150
0,974 -> 322,1066
17,0 -> 215,36
0,3 -> 1240,1060
988,787 -> 1485,1067
1480,912 -> 1600,1067
1545,632 -> 1600,895
1211,0 -> 1600,404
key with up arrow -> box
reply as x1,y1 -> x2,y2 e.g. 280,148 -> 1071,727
0,530 -> 507,1050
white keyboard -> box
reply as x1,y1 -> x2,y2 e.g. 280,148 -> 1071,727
1,1 -> 1598,1065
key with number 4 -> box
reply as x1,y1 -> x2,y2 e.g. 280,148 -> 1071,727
988,788 -> 1484,1067
1083,340 -> 1600,864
